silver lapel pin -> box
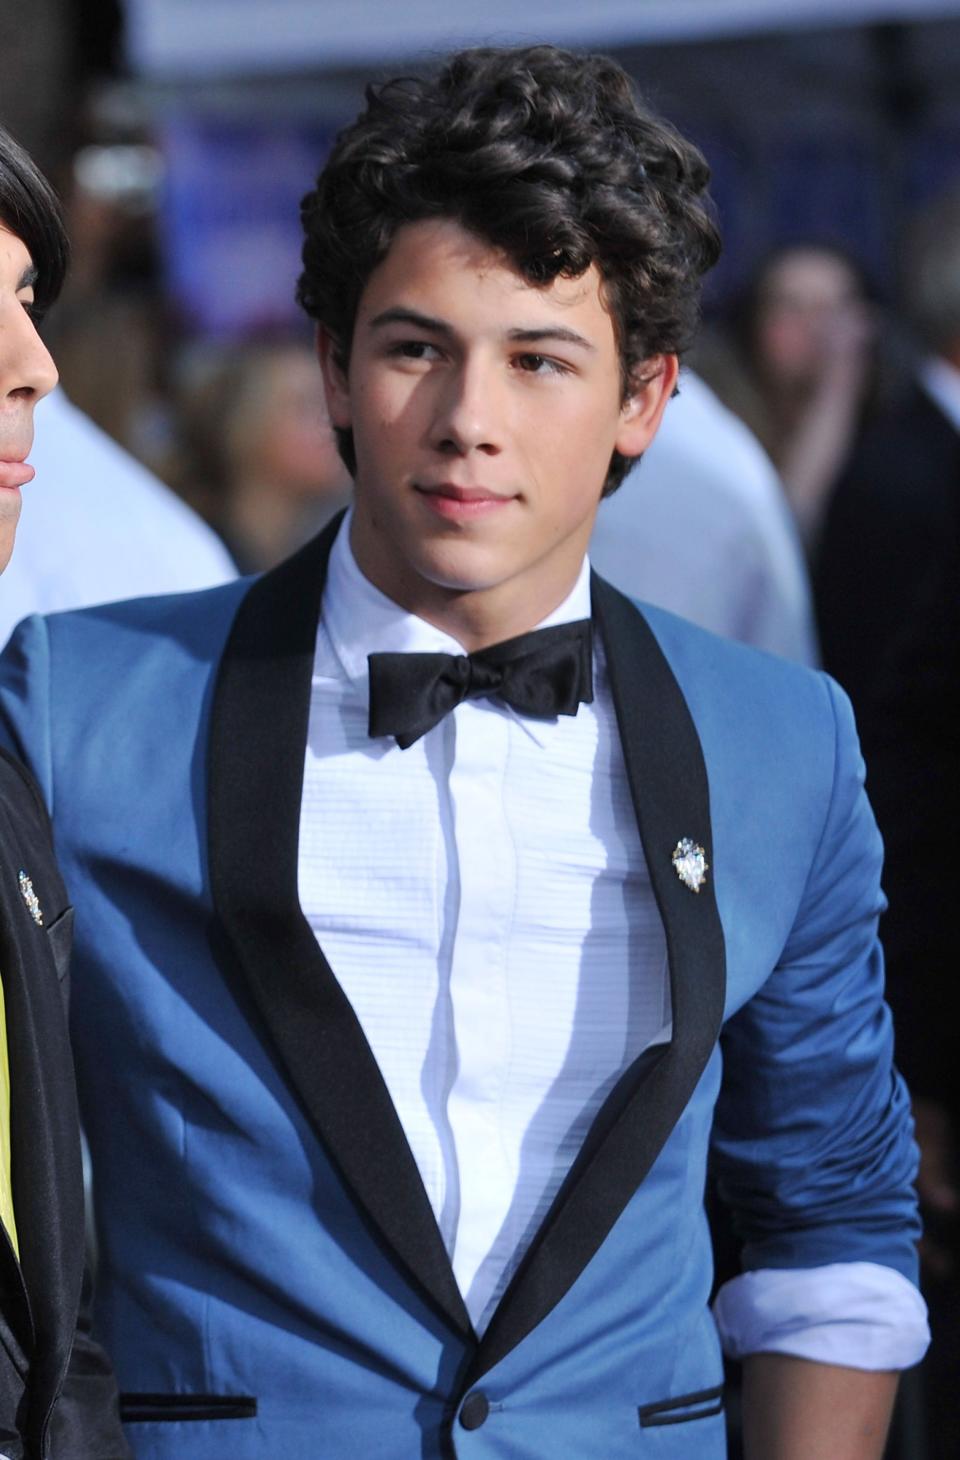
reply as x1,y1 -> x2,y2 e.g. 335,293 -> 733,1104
18,869 -> 44,926
671,838 -> 708,894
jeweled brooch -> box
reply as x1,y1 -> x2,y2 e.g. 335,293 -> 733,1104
671,838 -> 708,894
18,869 -> 43,925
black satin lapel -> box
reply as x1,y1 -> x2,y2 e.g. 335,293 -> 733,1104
208,514 -> 471,1341
0,819 -> 85,1404
470,575 -> 726,1382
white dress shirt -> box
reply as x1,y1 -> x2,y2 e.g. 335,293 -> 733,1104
298,512 -> 927,1363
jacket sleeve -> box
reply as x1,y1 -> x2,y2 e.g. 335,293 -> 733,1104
709,674 -> 921,1285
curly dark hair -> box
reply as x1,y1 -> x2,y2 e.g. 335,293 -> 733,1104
298,44 -> 720,494
0,125 -> 68,321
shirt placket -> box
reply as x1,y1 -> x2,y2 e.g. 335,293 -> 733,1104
444,699 -> 515,1313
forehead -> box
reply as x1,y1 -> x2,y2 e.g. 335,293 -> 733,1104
356,217 -> 616,341
0,224 -> 32,273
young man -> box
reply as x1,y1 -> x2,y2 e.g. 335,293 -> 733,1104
0,128 -> 128,1459
0,48 -> 926,1459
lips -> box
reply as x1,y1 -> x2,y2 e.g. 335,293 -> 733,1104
414,482 -> 516,521
416,483 -> 512,503
0,458 -> 34,491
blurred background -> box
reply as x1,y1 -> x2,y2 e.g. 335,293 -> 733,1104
2,0 -> 960,571
2,4 -> 958,1458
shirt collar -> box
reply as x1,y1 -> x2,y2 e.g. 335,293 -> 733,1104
918,354 -> 960,433
322,508 -> 594,698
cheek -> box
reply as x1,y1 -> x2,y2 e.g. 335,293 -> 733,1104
357,377 -> 419,444
531,397 -> 620,488
323,371 -> 354,430
516,438 -> 606,536
350,393 -> 421,489
0,504 -> 20,572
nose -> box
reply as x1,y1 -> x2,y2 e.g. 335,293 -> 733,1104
0,303 -> 59,405
430,356 -> 501,456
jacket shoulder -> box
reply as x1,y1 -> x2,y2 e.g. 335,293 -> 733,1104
5,577 -> 256,703
633,596 -> 828,706
623,596 -> 851,809
0,743 -> 49,821
40,574 -> 254,651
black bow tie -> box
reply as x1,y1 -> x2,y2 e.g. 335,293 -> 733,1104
368,619 -> 594,750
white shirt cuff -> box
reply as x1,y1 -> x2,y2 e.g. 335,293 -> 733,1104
712,1262 -> 930,1371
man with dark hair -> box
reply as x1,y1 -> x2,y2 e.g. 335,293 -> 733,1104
0,126 -> 128,1460
0,48 -> 926,1459
297,46 -> 716,497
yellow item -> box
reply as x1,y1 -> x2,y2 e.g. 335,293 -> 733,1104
0,974 -> 19,1258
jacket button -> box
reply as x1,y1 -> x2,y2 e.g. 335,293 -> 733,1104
459,1391 -> 490,1430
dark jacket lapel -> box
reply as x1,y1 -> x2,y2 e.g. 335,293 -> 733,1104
469,575 -> 727,1382
207,516 -> 472,1342
0,756 -> 86,1424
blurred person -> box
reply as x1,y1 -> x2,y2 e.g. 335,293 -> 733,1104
0,112 -> 239,641
46,136 -> 170,478
176,340 -> 351,572
0,126 -> 128,1460
816,184 -> 960,1460
590,368 -> 818,664
0,386 -> 235,649
0,46 -> 927,1460
700,243 -> 878,551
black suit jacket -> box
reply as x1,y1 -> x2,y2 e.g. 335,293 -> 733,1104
0,748 -> 127,1460
816,383 -> 960,1111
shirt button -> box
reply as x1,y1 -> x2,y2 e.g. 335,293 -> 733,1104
459,1391 -> 491,1430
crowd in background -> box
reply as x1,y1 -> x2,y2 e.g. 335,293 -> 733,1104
1,5 -> 958,1459
43,148 -> 351,573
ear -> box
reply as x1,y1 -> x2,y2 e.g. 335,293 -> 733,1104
316,324 -> 352,429
614,354 -> 680,460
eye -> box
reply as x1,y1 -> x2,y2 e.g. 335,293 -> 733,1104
514,352 -> 569,376
18,293 -> 40,323
389,339 -> 442,362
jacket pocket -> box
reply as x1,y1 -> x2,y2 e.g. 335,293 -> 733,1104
639,1384 -> 723,1428
44,904 -> 75,984
120,1394 -> 257,1423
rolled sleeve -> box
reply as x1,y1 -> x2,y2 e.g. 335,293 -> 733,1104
713,1262 -> 929,1370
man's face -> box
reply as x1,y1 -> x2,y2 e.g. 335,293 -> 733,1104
320,218 -> 676,642
0,224 -> 58,572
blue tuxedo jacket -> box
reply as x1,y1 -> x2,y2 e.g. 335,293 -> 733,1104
0,521 -> 919,1458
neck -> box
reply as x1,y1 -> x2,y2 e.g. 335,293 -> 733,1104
409,578 -> 583,652
348,517 -> 588,651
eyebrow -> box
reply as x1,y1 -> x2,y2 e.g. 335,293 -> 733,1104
368,307 -> 450,335
367,307 -> 595,352
506,326 -> 595,352
16,264 -> 38,292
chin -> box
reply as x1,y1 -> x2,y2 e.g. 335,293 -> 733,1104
0,492 -> 21,561
411,541 -> 513,596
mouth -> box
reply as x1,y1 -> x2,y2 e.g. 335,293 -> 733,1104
0,457 -> 34,492
414,482 -> 516,520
